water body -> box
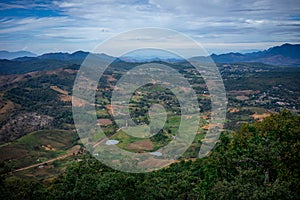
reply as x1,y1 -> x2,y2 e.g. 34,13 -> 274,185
105,139 -> 119,145
149,151 -> 162,157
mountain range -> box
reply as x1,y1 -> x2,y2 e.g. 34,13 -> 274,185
0,50 -> 37,60
191,43 -> 300,66
0,43 -> 299,75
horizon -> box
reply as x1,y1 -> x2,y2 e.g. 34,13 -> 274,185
1,42 -> 299,59
1,1 -> 300,56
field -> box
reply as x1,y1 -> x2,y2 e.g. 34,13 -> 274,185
0,60 -> 299,182
0,129 -> 79,177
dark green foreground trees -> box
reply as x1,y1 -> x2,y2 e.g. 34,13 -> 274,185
1,110 -> 299,199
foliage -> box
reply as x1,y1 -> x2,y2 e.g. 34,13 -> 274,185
1,110 -> 299,199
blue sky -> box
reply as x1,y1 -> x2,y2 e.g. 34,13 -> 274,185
0,0 -> 300,55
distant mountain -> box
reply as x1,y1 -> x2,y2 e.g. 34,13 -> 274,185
119,49 -> 185,63
37,51 -> 89,61
120,56 -> 184,63
0,50 -> 37,60
1,44 -> 299,75
191,43 -> 300,66
0,51 -> 115,75
36,51 -> 115,64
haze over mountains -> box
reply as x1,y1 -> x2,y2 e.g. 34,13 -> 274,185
0,43 -> 299,75
191,43 -> 300,66
0,50 -> 37,60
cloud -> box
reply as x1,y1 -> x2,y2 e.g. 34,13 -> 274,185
0,0 -> 55,10
0,0 -> 300,54
0,17 -> 70,34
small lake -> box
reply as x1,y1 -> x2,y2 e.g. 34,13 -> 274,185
105,140 -> 119,145
149,151 -> 162,157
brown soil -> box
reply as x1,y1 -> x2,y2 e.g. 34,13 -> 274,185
251,113 -> 271,121
0,74 -> 25,87
98,118 -> 113,126
50,86 -> 69,95
71,96 -> 89,106
126,139 -> 154,151
41,144 -> 56,151
106,105 -> 113,115
60,95 -> 72,102
50,85 -> 74,103
228,108 -> 240,113
64,69 -> 77,74
202,123 -> 222,130
106,75 -> 117,82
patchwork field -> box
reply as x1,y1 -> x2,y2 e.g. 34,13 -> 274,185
0,129 -> 79,175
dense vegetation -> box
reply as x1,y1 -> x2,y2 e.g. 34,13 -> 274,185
1,110 -> 299,199
0,56 -> 299,199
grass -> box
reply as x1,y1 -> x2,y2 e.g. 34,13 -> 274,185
110,130 -> 144,150
243,106 -> 267,114
9,156 -> 77,180
0,129 -> 78,171
16,129 -> 76,150
107,114 -> 204,154
96,108 -> 110,118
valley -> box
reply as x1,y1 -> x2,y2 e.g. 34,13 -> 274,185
0,54 -> 299,179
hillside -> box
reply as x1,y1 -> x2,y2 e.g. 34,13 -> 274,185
0,51 -> 37,60
191,43 -> 300,66
1,111 -> 299,199
1,44 -> 299,76
0,45 -> 299,199
0,51 -> 114,75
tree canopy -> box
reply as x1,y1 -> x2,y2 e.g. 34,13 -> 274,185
1,110 -> 299,199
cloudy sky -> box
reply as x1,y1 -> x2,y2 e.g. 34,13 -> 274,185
0,0 -> 300,55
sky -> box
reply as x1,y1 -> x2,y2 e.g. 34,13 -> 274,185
0,0 -> 300,56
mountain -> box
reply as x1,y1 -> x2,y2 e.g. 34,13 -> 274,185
37,51 -> 89,61
0,50 -> 37,60
1,44 -> 299,75
119,49 -> 185,63
120,56 -> 184,63
191,43 -> 300,66
262,43 -> 300,59
0,51 -> 115,75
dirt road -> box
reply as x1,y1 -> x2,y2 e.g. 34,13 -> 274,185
12,145 -> 81,173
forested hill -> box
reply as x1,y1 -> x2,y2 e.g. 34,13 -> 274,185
0,43 -> 299,75
1,111 -> 299,199
0,52 -> 114,75
191,43 -> 300,66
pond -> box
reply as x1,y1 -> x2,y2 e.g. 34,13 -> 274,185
105,139 -> 119,145
149,151 -> 162,157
